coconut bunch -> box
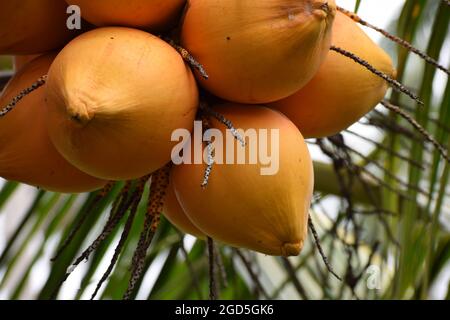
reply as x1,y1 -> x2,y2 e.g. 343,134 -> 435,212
1,0 -> 404,258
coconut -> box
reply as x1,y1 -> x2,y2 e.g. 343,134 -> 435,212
0,0 -> 79,54
180,0 -> 336,104
0,54 -> 106,193
270,11 -> 396,138
45,27 -> 199,180
163,177 -> 205,238
66,0 -> 186,31
172,104 -> 314,256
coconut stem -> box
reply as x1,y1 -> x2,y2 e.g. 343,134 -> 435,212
51,181 -> 115,262
50,179 -> 145,299
330,46 -> 424,105
337,6 -> 450,76
344,129 -> 425,170
329,136 -> 430,196
381,100 -> 450,163
123,164 -> 171,300
164,37 -> 209,79
234,249 -> 270,299
177,231 -> 204,299
308,215 -> 342,281
199,102 -> 246,147
0,75 -> 47,117
214,243 -> 228,289
90,180 -> 145,300
207,237 -> 218,300
281,257 -> 309,299
67,179 -> 143,268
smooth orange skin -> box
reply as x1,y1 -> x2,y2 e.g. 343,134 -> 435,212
45,27 -> 198,180
66,0 -> 186,31
163,177 -> 205,239
270,12 -> 396,138
0,0 -> 79,54
181,0 -> 336,104
0,54 -> 106,193
172,104 -> 314,256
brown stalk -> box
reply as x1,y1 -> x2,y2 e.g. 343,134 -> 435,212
123,164 -> 171,299
51,181 -> 115,262
90,177 -> 148,300
330,46 -> 423,105
164,37 -> 209,79
381,100 -> 450,163
337,6 -> 450,76
0,75 -> 47,117
207,237 -> 218,300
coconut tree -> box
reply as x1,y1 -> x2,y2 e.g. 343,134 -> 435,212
0,0 -> 449,300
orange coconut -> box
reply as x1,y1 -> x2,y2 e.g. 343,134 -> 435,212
66,0 -> 186,31
180,0 -> 336,104
270,11 -> 396,138
0,0 -> 79,54
45,27 -> 198,181
0,54 -> 106,193
14,55 -> 41,72
172,104 -> 314,256
163,177 -> 205,238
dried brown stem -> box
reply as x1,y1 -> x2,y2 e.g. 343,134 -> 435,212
177,231 -> 204,299
52,179 -> 145,299
400,104 -> 450,133
164,37 -> 209,79
67,180 -> 138,268
355,159 -> 415,201
381,100 -> 450,163
214,243 -> 228,289
90,178 -> 147,300
332,137 -> 430,197
337,6 -> 450,76
66,179 -> 143,269
308,216 -> 342,281
326,135 -> 401,247
200,102 -> 246,147
51,181 -> 115,262
370,109 -> 433,155
207,237 -> 218,300
363,116 -> 425,144
330,46 -> 424,105
0,75 -> 47,117
123,164 -> 171,299
234,249 -> 270,299
344,129 -> 425,170
281,257 -> 309,299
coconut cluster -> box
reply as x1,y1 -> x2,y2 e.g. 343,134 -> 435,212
0,0 -> 395,256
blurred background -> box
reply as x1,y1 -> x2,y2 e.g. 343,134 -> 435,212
0,0 -> 449,300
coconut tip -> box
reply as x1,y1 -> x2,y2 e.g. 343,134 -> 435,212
65,96 -> 94,126
311,0 -> 337,20
281,241 -> 304,257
